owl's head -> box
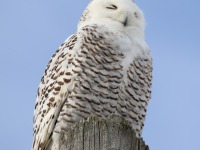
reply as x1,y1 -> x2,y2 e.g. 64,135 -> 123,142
78,0 -> 145,36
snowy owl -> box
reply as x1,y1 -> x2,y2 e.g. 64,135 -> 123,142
32,0 -> 152,150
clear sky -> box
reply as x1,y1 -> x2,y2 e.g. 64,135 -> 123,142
1,0 -> 200,150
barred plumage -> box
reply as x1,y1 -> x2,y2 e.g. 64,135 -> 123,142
32,0 -> 152,150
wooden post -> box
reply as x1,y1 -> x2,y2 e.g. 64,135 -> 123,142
56,115 -> 149,150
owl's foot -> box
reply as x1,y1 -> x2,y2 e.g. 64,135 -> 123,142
51,131 -> 60,150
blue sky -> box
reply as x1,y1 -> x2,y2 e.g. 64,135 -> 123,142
1,0 -> 200,150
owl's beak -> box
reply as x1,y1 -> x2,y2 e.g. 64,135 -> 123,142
123,17 -> 128,26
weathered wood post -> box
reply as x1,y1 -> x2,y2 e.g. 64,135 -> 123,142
54,115 -> 149,150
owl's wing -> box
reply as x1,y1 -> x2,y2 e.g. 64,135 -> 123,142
32,33 -> 81,150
